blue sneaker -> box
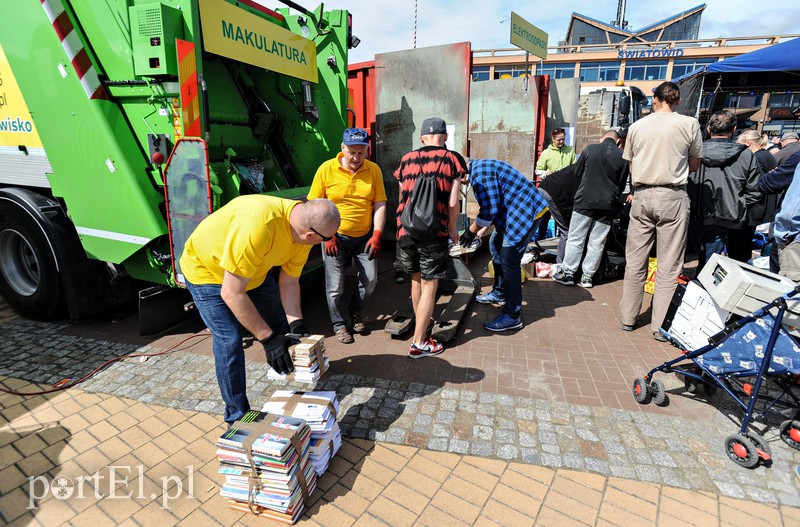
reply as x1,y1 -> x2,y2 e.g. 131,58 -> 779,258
484,313 -> 524,332
476,290 -> 506,305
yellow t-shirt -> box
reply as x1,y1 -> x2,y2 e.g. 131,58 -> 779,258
307,154 -> 386,237
179,195 -> 311,289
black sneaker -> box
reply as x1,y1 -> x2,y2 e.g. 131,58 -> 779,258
394,271 -> 406,284
552,270 -> 574,286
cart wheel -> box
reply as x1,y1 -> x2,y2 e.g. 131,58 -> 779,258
724,433 -> 760,468
632,377 -> 651,404
744,431 -> 772,462
779,419 -> 800,451
683,375 -> 698,394
650,379 -> 668,406
703,381 -> 717,396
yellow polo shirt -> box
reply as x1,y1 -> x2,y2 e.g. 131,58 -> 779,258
179,195 -> 311,289
307,154 -> 386,237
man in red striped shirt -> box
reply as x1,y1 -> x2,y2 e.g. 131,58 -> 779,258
394,118 -> 467,358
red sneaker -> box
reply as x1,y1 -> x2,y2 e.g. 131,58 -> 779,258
408,338 -> 444,359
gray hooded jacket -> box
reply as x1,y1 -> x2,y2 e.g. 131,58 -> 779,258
688,139 -> 760,229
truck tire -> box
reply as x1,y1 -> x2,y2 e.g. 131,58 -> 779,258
0,198 -> 64,320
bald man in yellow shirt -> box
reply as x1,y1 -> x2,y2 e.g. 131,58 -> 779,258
180,196 -> 340,424
308,128 -> 387,344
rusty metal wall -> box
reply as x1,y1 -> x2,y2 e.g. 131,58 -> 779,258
545,78 -> 580,151
468,78 -> 539,178
575,90 -> 620,154
374,43 -> 471,234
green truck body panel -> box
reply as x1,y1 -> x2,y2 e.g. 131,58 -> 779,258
0,0 -> 350,288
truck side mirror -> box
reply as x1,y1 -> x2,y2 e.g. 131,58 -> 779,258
619,94 -> 631,116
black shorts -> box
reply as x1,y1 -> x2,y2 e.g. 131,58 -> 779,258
396,237 -> 449,280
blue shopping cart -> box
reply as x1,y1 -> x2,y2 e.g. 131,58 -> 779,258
632,286 -> 800,468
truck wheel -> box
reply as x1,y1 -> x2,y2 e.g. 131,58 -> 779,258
0,201 -> 63,319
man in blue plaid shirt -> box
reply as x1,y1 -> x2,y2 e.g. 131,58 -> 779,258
459,159 -> 549,331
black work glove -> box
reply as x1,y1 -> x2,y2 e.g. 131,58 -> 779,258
260,333 -> 298,374
459,228 -> 476,247
288,319 -> 310,337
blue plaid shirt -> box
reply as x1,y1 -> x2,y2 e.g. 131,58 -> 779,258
468,159 -> 548,247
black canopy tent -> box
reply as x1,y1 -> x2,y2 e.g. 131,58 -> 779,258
673,38 -> 800,117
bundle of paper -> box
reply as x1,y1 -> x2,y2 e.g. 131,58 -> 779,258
309,422 -> 342,475
267,335 -> 330,383
262,391 -> 341,476
216,411 -> 316,524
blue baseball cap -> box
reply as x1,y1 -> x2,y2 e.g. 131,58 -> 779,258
342,128 -> 370,146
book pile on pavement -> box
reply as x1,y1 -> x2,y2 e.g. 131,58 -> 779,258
216,411 -> 316,524
268,335 -> 330,383
263,390 -> 341,476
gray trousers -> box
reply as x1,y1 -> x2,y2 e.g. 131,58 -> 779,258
619,186 -> 689,333
779,240 -> 800,281
561,211 -> 611,279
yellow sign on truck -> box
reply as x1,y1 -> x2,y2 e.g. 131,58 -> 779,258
199,0 -> 318,83
0,43 -> 44,148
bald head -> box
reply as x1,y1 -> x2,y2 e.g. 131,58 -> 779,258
291,198 -> 341,245
602,130 -> 620,142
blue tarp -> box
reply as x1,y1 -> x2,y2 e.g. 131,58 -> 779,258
673,38 -> 800,84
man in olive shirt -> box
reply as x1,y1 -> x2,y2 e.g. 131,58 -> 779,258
180,196 -> 340,424
619,81 -> 703,341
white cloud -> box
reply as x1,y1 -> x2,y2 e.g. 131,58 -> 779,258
259,1 -> 799,63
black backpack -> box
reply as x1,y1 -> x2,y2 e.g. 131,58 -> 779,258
400,161 -> 441,242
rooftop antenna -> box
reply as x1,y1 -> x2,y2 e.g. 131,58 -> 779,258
615,0 -> 628,29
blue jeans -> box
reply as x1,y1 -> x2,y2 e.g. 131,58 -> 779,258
323,232 -> 378,331
562,211 -> 612,279
698,225 -> 728,273
488,222 -> 539,317
185,275 -> 288,424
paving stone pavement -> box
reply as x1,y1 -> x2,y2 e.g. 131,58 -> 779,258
3,248 -> 800,523
2,376 -> 799,527
2,313 -> 800,509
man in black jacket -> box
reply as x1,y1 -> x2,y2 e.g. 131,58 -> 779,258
688,110 -> 760,272
537,164 -> 579,264
552,130 -> 629,288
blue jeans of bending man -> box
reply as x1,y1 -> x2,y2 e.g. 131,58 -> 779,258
488,220 -> 540,318
561,211 -> 612,279
323,232 -> 378,331
185,275 -> 289,424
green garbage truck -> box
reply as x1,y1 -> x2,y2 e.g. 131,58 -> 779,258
0,0 -> 355,330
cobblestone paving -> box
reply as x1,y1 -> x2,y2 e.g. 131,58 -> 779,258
3,317 -> 800,508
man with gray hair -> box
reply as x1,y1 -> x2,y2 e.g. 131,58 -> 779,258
688,109 -> 760,271
180,196 -> 340,424
774,132 -> 800,165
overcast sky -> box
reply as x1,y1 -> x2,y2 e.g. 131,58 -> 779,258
261,1 -> 799,64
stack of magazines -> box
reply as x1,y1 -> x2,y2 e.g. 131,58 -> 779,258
263,390 -> 342,476
216,411 -> 316,524
268,335 -> 330,383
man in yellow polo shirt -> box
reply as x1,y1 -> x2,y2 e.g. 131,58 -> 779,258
308,128 -> 387,344
180,196 -> 340,425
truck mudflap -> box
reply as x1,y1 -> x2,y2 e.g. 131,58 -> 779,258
384,255 -> 476,342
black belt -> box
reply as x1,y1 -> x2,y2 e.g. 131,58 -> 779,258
634,184 -> 687,190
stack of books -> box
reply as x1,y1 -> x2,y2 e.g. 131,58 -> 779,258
263,390 -> 341,476
268,335 -> 330,383
216,411 -> 316,524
